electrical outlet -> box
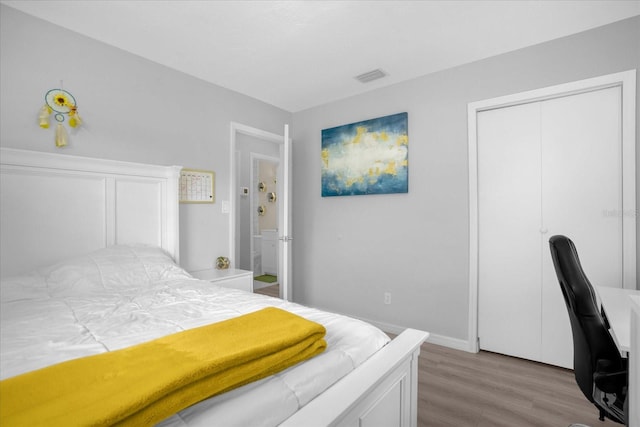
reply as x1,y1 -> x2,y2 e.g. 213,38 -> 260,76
384,292 -> 391,305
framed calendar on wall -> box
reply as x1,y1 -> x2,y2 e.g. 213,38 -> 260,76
179,168 -> 215,203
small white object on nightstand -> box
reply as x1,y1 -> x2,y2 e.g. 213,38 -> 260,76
190,268 -> 253,293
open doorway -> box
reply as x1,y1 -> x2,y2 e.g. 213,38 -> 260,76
229,122 -> 293,300
231,123 -> 287,296
248,155 -> 280,290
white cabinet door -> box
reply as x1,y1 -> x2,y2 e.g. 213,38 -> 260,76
261,230 -> 278,275
478,102 -> 543,362
478,86 -> 624,368
540,86 -> 623,367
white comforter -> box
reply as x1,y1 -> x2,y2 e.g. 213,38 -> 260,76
0,246 -> 390,426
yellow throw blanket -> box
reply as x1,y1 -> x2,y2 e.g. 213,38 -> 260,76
0,307 -> 326,427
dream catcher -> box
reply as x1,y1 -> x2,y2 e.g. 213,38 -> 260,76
38,87 -> 82,147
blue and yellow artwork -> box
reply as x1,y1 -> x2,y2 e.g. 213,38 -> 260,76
321,112 -> 408,197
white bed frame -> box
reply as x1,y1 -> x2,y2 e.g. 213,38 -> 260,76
0,147 -> 429,427
0,148 -> 181,278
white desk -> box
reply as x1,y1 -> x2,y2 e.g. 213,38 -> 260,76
597,287 -> 640,427
596,286 -> 640,354
629,295 -> 640,427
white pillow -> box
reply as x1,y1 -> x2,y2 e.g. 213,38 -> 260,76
40,245 -> 191,295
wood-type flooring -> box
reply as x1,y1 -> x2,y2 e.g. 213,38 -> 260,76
254,283 -> 279,298
418,342 -> 617,427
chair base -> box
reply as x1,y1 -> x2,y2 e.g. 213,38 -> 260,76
594,390 -> 626,424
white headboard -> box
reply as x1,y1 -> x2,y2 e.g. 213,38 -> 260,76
0,148 -> 181,278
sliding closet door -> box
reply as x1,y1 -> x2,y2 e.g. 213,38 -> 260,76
540,86 -> 623,367
477,102 -> 542,362
478,85 -> 624,369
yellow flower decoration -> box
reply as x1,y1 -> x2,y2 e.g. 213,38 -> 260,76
41,88 -> 81,147
53,92 -> 71,108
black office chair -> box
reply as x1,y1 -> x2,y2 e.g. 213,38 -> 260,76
548,235 -> 627,425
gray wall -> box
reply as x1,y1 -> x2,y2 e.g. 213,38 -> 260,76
290,16 -> 640,344
0,5 -> 292,272
2,4 -> 638,347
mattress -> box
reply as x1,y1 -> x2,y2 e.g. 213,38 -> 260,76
0,245 -> 390,426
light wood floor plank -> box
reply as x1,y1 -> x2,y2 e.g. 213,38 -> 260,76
254,283 -> 279,298
419,342 -> 616,427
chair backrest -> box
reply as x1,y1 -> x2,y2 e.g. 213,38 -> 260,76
548,235 -> 624,402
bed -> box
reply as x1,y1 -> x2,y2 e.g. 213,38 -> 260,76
0,147 -> 429,426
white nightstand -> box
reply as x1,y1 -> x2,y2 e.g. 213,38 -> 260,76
190,268 -> 253,293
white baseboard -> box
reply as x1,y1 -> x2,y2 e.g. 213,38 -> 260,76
355,316 -> 475,353
303,303 -> 476,354
425,333 -> 471,352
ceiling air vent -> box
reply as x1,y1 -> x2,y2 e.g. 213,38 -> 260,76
355,69 -> 387,83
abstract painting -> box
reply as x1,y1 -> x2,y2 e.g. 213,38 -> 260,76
321,112 -> 408,197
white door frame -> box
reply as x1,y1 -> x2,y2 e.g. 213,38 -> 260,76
467,70 -> 637,353
230,122 -> 289,296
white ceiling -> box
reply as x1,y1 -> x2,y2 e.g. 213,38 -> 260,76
3,0 -> 639,112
